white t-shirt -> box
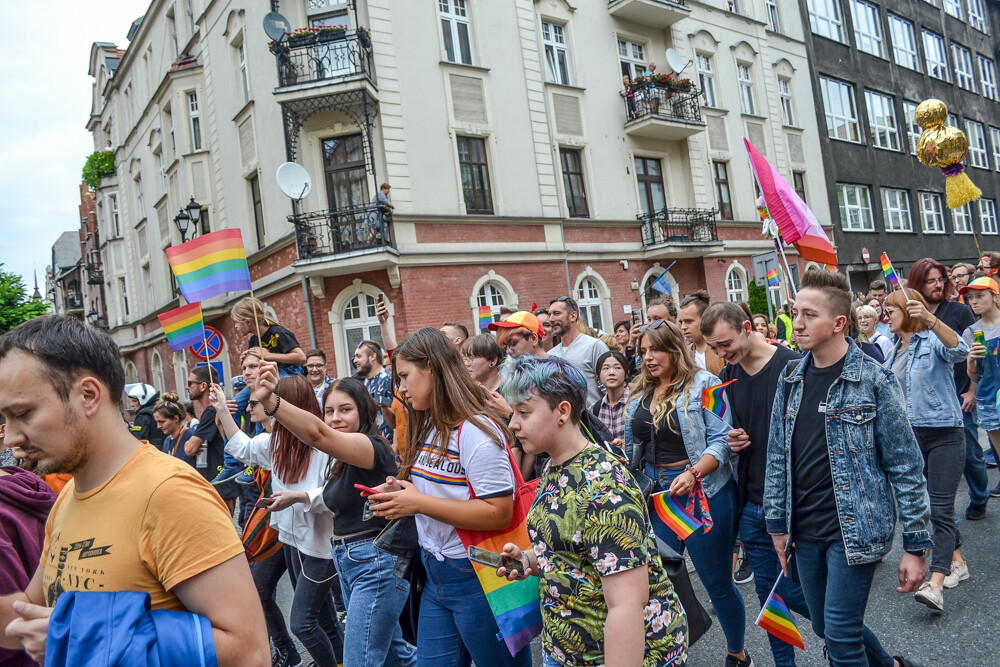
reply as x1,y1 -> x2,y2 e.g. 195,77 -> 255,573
694,348 -> 707,370
409,418 -> 515,560
549,333 -> 610,406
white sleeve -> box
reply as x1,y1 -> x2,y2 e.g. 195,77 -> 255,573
459,420 -> 515,499
224,430 -> 272,469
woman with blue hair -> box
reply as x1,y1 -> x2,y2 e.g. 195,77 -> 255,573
495,355 -> 687,667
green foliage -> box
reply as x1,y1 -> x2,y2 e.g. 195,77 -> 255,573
747,280 -> 772,318
81,150 -> 116,189
0,266 -> 49,335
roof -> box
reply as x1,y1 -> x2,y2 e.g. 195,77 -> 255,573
51,231 -> 81,280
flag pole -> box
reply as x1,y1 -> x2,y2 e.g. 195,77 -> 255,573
774,237 -> 798,298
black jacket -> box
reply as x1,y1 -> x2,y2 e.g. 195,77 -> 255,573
130,405 -> 166,447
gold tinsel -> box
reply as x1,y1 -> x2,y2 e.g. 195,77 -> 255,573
915,99 -> 982,209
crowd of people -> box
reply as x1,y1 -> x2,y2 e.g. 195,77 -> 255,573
0,254 -> 998,667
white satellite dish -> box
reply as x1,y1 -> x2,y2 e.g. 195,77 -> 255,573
276,162 -> 312,200
665,48 -> 686,75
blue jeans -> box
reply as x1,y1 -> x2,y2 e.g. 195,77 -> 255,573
963,409 -> 990,506
418,551 -> 531,667
794,540 -> 893,667
332,537 -> 415,667
647,464 -> 745,654
284,545 -> 344,666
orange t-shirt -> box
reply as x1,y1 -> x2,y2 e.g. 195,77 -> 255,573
390,399 -> 408,454
40,444 -> 244,610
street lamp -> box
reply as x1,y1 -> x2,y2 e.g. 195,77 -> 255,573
174,210 -> 191,241
186,197 -> 204,235
87,308 -> 99,325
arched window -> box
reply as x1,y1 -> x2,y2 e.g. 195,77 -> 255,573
124,360 -> 140,384
726,265 -> 748,302
344,293 -> 384,356
151,351 -> 165,391
477,282 -> 507,323
577,278 -> 604,331
173,351 -> 189,393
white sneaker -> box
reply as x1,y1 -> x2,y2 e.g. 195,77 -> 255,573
914,581 -> 944,611
943,561 -> 969,589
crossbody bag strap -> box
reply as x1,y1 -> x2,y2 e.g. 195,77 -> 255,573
172,427 -> 188,457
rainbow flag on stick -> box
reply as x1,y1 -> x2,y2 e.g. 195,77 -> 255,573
166,229 -> 252,303
879,252 -> 900,287
755,570 -> 806,650
478,305 -> 493,329
157,303 -> 206,352
651,491 -> 703,539
767,268 -> 780,287
702,379 -> 736,422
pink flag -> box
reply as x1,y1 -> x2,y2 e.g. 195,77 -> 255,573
744,138 -> 838,267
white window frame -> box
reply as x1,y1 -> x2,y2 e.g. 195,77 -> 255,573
953,204 -> 974,234
888,15 -> 919,70
237,41 -> 250,105
923,31 -> 949,81
476,281 -> 507,323
343,293 -> 385,355
697,54 -> 717,108
187,92 -> 201,151
979,198 -> 998,234
808,0 -> 845,42
944,0 -> 964,19
576,278 -> 605,332
979,55 -> 997,100
779,78 -> 795,126
953,44 -> 976,91
737,63 -> 756,115
118,276 -> 130,319
619,39 -> 646,81
765,0 -> 781,32
919,192 -> 946,233
440,0 -> 474,66
967,120 -> 989,168
990,127 -> 1000,171
821,77 -> 861,142
109,194 -> 121,237
902,101 -> 920,155
881,188 -> 913,232
851,1 -> 884,58
968,0 -> 988,33
134,175 -> 145,220
865,90 -> 899,151
725,264 -> 748,302
157,151 -> 167,195
838,184 -> 875,231
541,22 -> 571,85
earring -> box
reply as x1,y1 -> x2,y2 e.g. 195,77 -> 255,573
558,418 -> 566,426
489,362 -> 495,367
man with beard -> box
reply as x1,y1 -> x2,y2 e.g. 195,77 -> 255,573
353,340 -> 395,441
908,258 -> 989,520
0,316 -> 268,667
547,296 -> 609,406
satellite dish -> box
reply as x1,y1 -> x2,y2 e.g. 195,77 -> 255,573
276,162 -> 312,200
665,48 -> 686,75
263,12 -> 291,42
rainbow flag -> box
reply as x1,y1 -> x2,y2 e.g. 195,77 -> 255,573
157,303 -> 205,352
755,573 -> 806,650
880,252 -> 900,287
166,229 -> 252,303
767,268 -> 780,287
651,491 -> 702,539
702,379 -> 736,421
478,305 -> 493,329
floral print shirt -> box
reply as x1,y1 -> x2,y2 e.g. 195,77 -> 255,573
527,445 -> 688,666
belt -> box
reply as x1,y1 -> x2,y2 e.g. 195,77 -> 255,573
330,530 -> 379,548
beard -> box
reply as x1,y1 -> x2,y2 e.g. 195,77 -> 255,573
32,408 -> 89,476
923,287 -> 946,305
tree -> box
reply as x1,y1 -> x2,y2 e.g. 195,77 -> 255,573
0,266 -> 49,335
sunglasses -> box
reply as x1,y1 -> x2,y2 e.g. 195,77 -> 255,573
639,319 -> 667,333
248,400 -> 259,409
186,380 -> 201,386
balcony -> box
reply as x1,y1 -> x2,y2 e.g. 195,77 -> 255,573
608,0 -> 690,28
86,263 -> 104,285
273,30 -> 375,92
290,203 -> 397,276
64,292 -> 84,314
623,88 -> 705,141
639,208 -> 720,248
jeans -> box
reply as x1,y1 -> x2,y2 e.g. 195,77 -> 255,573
332,537 -> 415,667
962,409 -> 990,506
913,427 -> 965,575
418,551 -> 531,667
252,547 -> 298,660
795,540 -> 893,667
284,544 -> 344,666
647,464 -> 745,654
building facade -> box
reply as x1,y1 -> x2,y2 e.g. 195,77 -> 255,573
799,0 -> 1000,292
84,0 -> 828,388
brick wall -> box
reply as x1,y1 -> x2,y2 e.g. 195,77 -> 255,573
414,223 -> 546,244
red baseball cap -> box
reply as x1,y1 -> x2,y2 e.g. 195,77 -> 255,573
488,311 -> 544,338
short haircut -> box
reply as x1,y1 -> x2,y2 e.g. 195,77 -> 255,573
0,315 -> 125,402
357,340 -> 384,365
191,364 -> 220,385
884,290 -> 931,333
952,262 -> 975,275
647,295 -> 678,319
614,320 -> 631,333
305,349 -> 326,363
499,355 -> 588,423
499,305 -> 517,318
679,290 -> 711,316
379,182 -> 391,190
461,334 -> 506,365
532,307 -> 549,316
700,301 -> 749,336
856,305 -> 878,320
800,268 -> 852,318
907,258 -> 954,301
550,295 -> 580,314
869,279 -> 887,292
441,321 -> 470,342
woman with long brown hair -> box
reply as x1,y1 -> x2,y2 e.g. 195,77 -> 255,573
368,328 -> 529,667
152,393 -> 196,469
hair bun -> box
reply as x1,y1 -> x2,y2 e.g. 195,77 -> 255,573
162,392 -> 180,403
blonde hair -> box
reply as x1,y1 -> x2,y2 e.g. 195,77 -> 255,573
632,320 -> 697,433
599,334 -> 622,352
230,296 -> 280,329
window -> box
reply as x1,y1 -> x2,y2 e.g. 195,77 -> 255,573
560,148 -> 588,218
979,199 -> 998,234
186,0 -> 196,35
837,184 -> 875,231
109,194 -> 120,237
635,157 -> 665,217
923,31 -> 949,80
118,277 -> 130,319
542,22 -> 570,85
167,12 -> 179,58
953,204 -> 974,233
793,171 -> 807,202
713,161 -> 733,220
344,293 -> 384,354
696,55 -> 716,108
250,175 -> 265,248
737,64 -> 756,115
967,121 -> 988,168
852,1 -> 884,57
157,151 -> 167,194
865,91 -> 899,150
187,92 -> 201,151
476,282 -> 506,322
919,192 -> 946,233
619,40 -> 646,80
991,127 -> 1000,170
577,278 -> 604,331
440,0 -> 473,65
778,78 -> 794,125
164,106 -> 175,160
820,78 -> 860,142
236,42 -> 249,105
953,44 -> 976,90
457,136 -> 493,214
979,56 -> 997,100
881,188 -> 913,231
134,176 -> 145,220
888,15 -> 919,70
765,0 -> 781,32
968,0 -> 988,33
944,0 -> 964,18
726,266 -> 747,302
902,101 -> 920,154
808,0 -> 844,42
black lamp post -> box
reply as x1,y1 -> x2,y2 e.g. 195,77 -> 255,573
186,197 -> 204,235
174,210 -> 191,241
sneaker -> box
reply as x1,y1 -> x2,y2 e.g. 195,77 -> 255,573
991,482 -> 1000,498
236,466 -> 256,485
913,581 -> 944,611
986,450 -> 998,468
734,547 -> 754,585
943,560 -> 969,589
893,656 -> 923,667
211,462 -> 245,486
271,646 -> 302,667
965,502 -> 987,521
724,650 -> 755,667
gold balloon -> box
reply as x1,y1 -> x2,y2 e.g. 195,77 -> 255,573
917,124 -> 969,168
915,99 -> 948,129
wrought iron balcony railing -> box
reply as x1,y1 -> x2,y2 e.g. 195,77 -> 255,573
86,263 -> 104,285
639,207 -> 719,246
273,31 -> 374,88
623,88 -> 702,125
291,203 -> 394,261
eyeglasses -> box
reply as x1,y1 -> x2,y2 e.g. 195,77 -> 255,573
186,380 -> 200,386
639,319 -> 667,333
504,334 -> 528,350
247,400 -> 259,409
305,364 -> 326,370
925,277 -> 948,286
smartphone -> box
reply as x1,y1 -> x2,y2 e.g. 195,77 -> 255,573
467,545 -> 525,577
604,440 -> 628,461
254,497 -> 272,510
631,309 -> 638,325
378,292 -> 385,303
354,483 -> 379,496
974,330 -> 986,346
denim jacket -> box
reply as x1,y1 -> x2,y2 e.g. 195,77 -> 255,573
624,370 -> 734,498
882,330 -> 969,428
764,340 -> 932,564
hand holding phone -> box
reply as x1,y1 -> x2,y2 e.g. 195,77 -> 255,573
254,497 -> 272,510
354,483 -> 379,496
468,545 -> 526,578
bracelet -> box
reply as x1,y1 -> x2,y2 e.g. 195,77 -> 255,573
685,466 -> 702,481
263,392 -> 281,417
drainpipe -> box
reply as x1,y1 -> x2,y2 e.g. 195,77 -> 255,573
301,276 -> 317,349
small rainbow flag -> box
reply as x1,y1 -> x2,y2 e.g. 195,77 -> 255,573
755,573 -> 806,650
478,305 -> 493,329
166,229 -> 252,303
651,491 -> 702,539
767,268 -> 780,287
702,379 -> 736,421
880,252 -> 900,287
157,303 -> 205,352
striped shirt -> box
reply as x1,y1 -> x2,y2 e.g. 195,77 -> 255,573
591,386 -> 631,442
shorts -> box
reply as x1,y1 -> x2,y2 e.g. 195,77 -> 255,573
978,405 -> 1000,432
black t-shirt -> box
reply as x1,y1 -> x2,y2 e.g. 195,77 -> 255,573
321,435 -> 398,536
192,406 -> 226,483
934,300 -> 976,396
632,394 -> 687,465
791,356 -> 844,543
249,325 -> 303,374
722,345 -> 801,506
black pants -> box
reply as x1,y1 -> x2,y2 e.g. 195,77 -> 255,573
913,426 -> 965,575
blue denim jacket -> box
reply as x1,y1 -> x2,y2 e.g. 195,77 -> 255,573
881,330 -> 969,428
764,340 -> 932,564
624,370 -> 734,498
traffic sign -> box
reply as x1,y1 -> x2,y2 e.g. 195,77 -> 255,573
190,325 -> 224,361
196,361 -> 225,387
